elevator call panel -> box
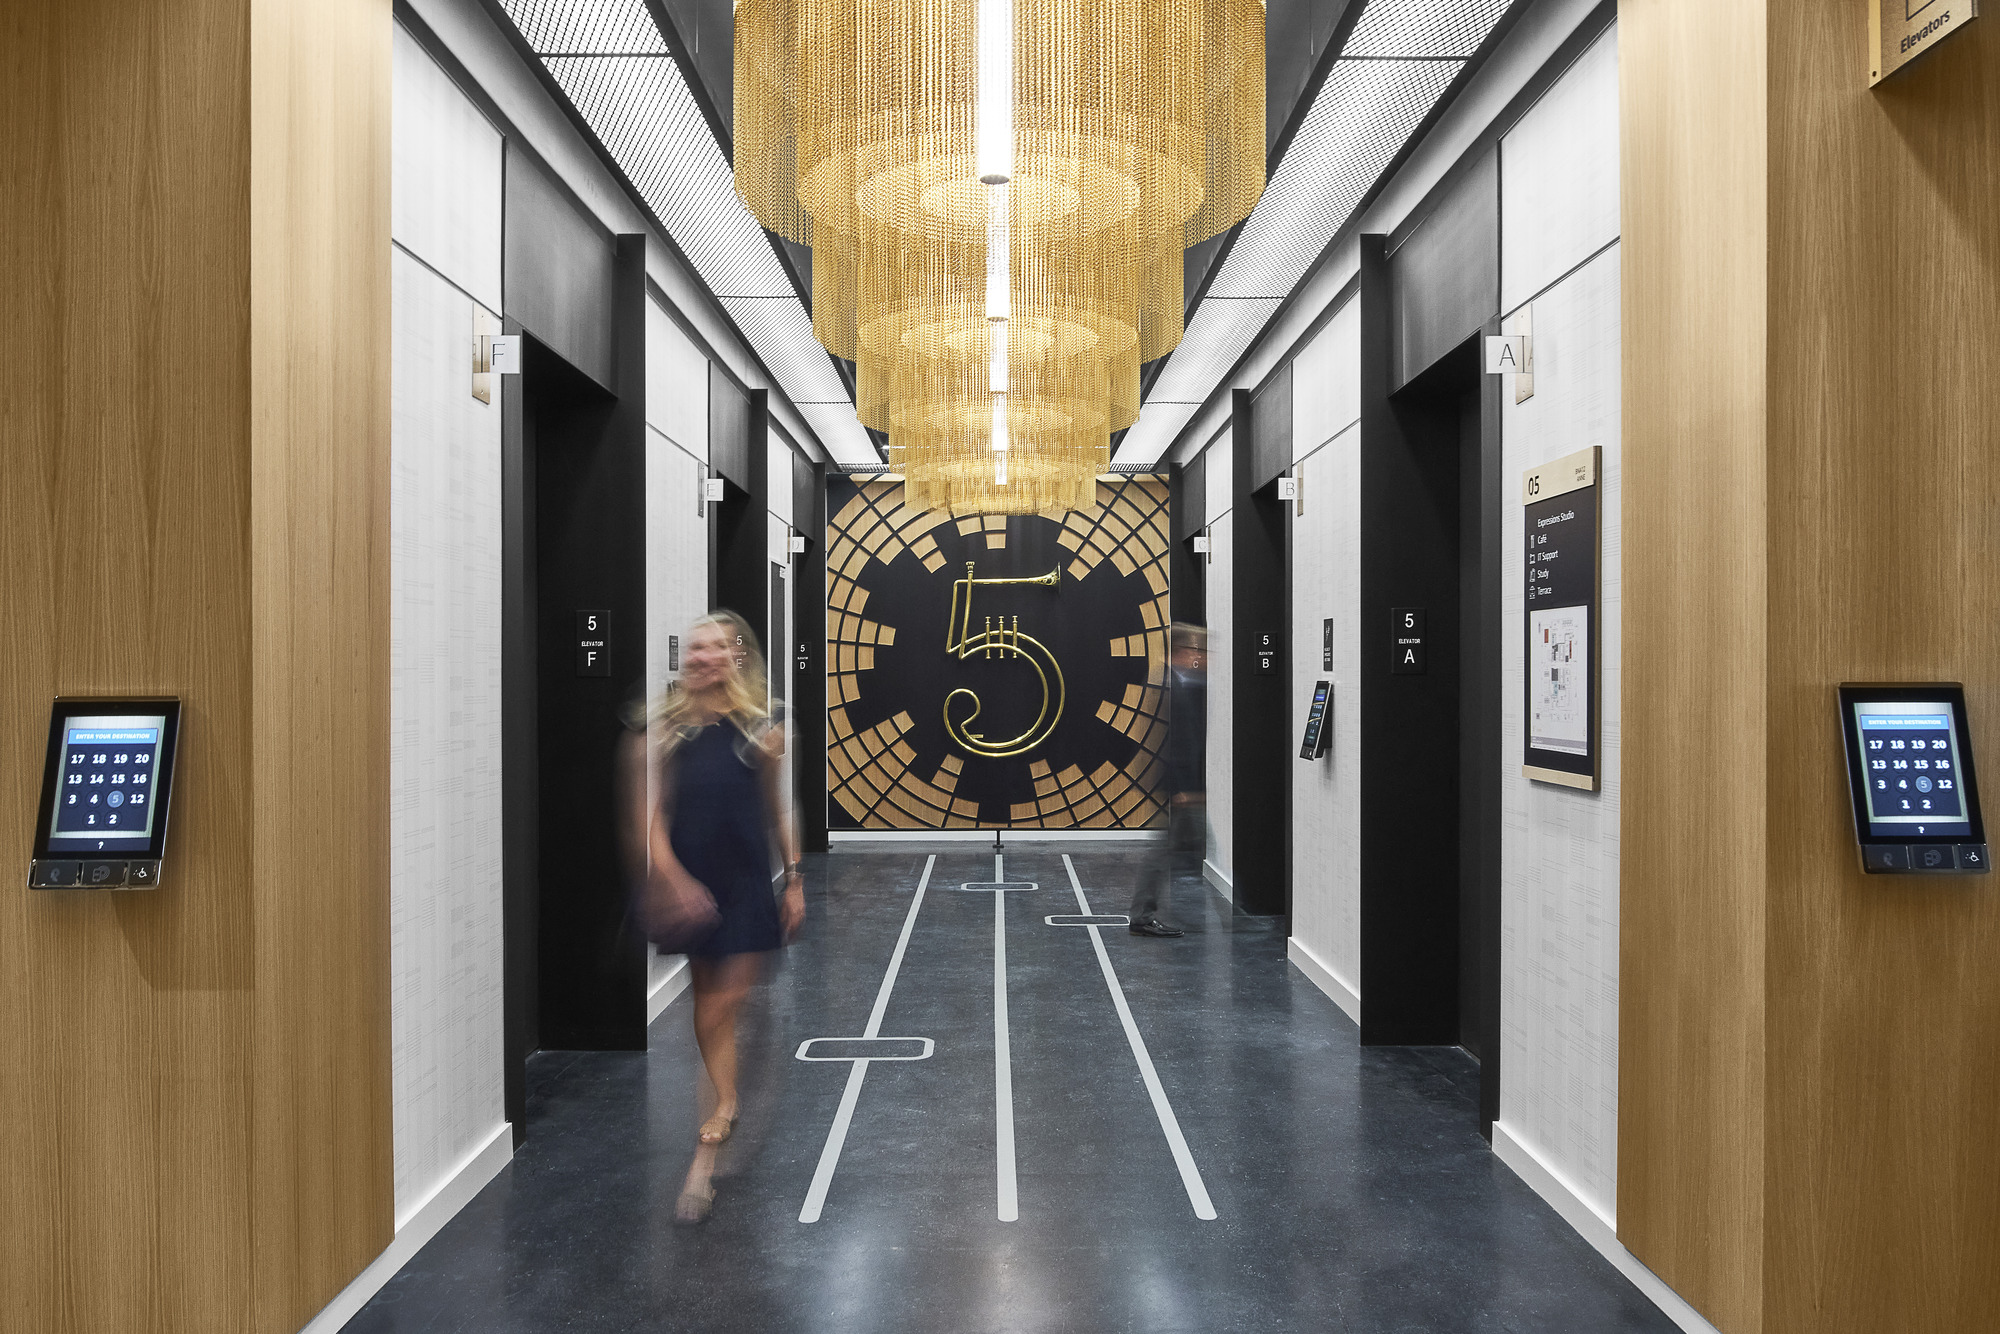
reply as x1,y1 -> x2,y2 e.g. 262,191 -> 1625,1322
1838,684 -> 1987,875
29,698 -> 182,889
1299,680 -> 1332,760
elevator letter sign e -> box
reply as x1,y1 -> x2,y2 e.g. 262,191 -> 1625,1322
577,610 -> 611,677
1391,607 -> 1426,675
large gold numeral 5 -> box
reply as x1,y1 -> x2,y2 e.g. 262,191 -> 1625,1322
943,561 -> 1065,759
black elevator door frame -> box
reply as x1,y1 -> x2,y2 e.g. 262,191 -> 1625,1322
1358,231 -> 1504,1137
502,234 -> 652,1148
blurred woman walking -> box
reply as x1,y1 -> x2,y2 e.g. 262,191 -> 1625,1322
629,610 -> 803,1223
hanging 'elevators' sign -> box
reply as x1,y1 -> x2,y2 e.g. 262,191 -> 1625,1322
1871,0 -> 1977,85
1523,447 -> 1600,791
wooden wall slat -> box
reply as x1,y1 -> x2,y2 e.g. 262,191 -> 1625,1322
1625,3 -> 2000,1331
1618,1 -> 1770,1330
1762,4 -> 2000,1330
0,1 -> 393,1330
248,0 -> 394,1327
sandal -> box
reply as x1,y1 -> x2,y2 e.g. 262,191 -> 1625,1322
675,1185 -> 715,1224
698,1112 -> 737,1144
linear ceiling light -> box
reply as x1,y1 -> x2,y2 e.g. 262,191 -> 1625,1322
1114,0 -> 1516,466
495,0 -> 879,465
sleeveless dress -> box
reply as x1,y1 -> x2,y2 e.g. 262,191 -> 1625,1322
668,720 -> 782,957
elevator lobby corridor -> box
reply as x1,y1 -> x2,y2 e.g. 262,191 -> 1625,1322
344,847 -> 1669,1334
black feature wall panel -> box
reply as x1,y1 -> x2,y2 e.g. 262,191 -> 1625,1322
712,388 -> 769,632
709,366 -> 752,489
1390,149 -> 1499,391
530,234 -> 650,1052
1250,362 -> 1295,488
1231,389 -> 1292,917
1359,234 -> 1463,1046
504,151 -> 617,391
793,457 -> 828,853
1177,451 -> 1207,541
1169,464 -> 1206,629
823,477 -> 1173,831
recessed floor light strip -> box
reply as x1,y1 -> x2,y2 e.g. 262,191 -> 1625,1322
798,855 -> 935,1223
1062,854 -> 1216,1220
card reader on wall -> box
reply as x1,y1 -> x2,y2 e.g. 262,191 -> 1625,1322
28,697 -> 182,889
1299,679 -> 1333,761
1838,684 -> 1988,875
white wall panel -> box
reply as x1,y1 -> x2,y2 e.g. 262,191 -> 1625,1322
392,24 -> 503,310
643,429 -> 710,994
646,297 -> 709,459
1292,300 -> 1362,457
1499,24 -> 1618,315
646,432 -> 709,710
389,248 -> 507,1220
1289,422 -> 1362,997
1496,243 -> 1621,1220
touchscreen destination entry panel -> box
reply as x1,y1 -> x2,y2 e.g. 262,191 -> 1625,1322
29,698 -> 182,889
1838,684 -> 1987,875
1299,679 -> 1332,760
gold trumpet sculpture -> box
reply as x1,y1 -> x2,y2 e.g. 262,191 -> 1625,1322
943,562 -> 1066,758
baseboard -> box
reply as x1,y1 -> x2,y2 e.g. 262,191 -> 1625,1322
1285,937 -> 1360,1026
296,1120 -> 513,1334
1490,1123 -> 1724,1334
830,829 -> 1161,843
1201,858 -> 1232,901
648,952 -> 691,1024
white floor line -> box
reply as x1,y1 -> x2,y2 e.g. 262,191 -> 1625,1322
994,852 -> 1018,1222
1063,854 -> 1217,1220
799,855 -> 935,1224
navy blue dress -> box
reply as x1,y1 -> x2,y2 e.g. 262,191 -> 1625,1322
668,720 -> 782,958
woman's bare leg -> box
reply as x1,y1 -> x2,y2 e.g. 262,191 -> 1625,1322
690,955 -> 758,1129
679,955 -> 762,1220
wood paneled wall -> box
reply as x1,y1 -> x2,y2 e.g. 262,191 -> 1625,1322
1623,3 -> 2000,1331
1618,1 -> 1769,1329
0,2 -> 393,1331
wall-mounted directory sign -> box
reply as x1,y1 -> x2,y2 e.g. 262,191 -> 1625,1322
1870,0 -> 1977,86
1838,684 -> 1988,875
29,697 -> 183,889
1522,447 -> 1600,790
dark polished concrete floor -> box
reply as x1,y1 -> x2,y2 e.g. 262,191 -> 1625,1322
345,845 -> 1676,1333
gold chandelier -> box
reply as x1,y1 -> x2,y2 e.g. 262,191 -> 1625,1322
735,0 -> 1263,515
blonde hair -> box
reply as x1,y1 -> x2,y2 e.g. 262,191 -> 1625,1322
648,610 -> 770,741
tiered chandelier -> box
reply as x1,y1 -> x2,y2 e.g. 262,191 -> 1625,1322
735,0 -> 1264,515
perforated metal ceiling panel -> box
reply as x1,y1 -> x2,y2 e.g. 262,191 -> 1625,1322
496,0 -> 879,464
1116,0 -> 1519,466
498,0 -> 663,58
1345,0 -> 1514,60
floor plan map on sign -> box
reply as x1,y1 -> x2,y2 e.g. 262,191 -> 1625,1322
1530,605 -> 1589,755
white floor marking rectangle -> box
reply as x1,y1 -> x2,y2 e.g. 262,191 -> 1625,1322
994,852 -> 1018,1222
799,855 -> 935,1224
1062,854 -> 1217,1220
795,1037 -> 934,1061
